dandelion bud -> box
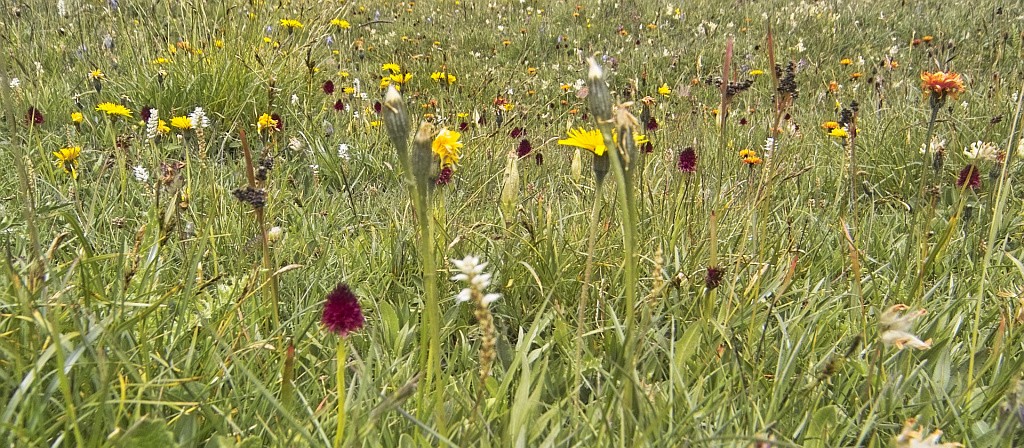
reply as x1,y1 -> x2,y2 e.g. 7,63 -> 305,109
500,152 -> 520,219
382,85 -> 411,169
586,57 -> 613,122
411,121 -> 436,190
571,148 -> 583,183
592,152 -> 610,184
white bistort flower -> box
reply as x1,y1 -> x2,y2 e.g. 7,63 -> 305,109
188,107 -> 210,129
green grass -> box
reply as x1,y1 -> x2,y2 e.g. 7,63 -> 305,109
1,0 -> 1023,446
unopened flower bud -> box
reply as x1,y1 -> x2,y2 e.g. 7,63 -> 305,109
586,57 -> 613,121
382,85 -> 411,169
411,121 -> 436,191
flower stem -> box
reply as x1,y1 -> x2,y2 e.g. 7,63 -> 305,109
334,338 -> 347,447
574,181 -> 604,400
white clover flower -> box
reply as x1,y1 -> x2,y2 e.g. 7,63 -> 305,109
132,165 -> 149,183
964,141 -> 998,161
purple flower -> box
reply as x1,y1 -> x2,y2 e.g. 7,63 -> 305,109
26,107 -> 44,125
435,166 -> 453,185
334,99 -> 345,111
322,80 -> 335,95
321,283 -> 365,337
642,141 -> 654,154
271,113 -> 283,131
516,139 -> 532,158
677,147 -> 697,173
957,164 -> 981,190
705,266 -> 724,289
510,127 -> 526,138
140,106 -> 153,122
645,116 -> 658,131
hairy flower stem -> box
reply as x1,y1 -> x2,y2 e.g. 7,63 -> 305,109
574,181 -> 604,401
907,105 -> 940,301
240,129 -> 281,330
597,121 -> 640,414
413,188 -> 443,431
334,338 -> 348,447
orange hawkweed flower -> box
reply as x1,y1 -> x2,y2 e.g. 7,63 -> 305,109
921,71 -> 965,100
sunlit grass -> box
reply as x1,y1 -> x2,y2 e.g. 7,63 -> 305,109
1,1 -> 1022,446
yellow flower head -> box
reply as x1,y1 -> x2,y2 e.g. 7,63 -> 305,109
431,71 -> 457,84
657,83 -> 672,96
256,113 -> 279,133
829,128 -> 849,138
280,19 -> 304,29
821,121 -> 840,130
158,120 -> 170,135
382,63 -> 401,74
840,58 -> 853,65
389,73 -> 413,84
88,69 -> 105,80
432,128 -> 463,167
748,69 -> 765,76
96,102 -> 132,118
331,19 -> 351,29
558,128 -> 608,156
171,116 -> 192,130
53,146 -> 82,179
739,149 -> 762,165
152,57 -> 171,65
71,112 -> 84,123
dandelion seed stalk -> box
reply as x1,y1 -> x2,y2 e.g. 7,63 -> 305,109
587,57 -> 641,417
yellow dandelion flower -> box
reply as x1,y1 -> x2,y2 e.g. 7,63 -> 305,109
96,102 -> 132,118
829,128 -> 848,138
382,63 -> 401,74
342,86 -> 355,94
657,83 -> 671,96
152,57 -> 171,64
558,128 -> 608,156
88,69 -> 105,80
331,18 -> 351,29
280,19 -> 304,30
53,146 -> 82,179
157,120 -> 170,135
71,112 -> 83,123
389,73 -> 413,84
430,71 -> 456,84
748,69 -> 765,76
171,116 -> 192,129
840,58 -> 853,65
214,40 -> 224,48
822,121 -> 840,130
432,128 -> 463,167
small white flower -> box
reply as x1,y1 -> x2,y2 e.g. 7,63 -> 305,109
889,44 -> 899,56
145,108 -> 160,140
455,289 -> 473,303
763,137 -> 775,158
290,94 -> 299,105
482,293 -> 501,305
188,107 -> 210,129
337,143 -> 350,160
57,0 -> 67,17
920,136 -> 946,155
8,77 -> 19,89
132,165 -> 149,183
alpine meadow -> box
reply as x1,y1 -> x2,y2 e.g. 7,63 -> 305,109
2,0 -> 1024,447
